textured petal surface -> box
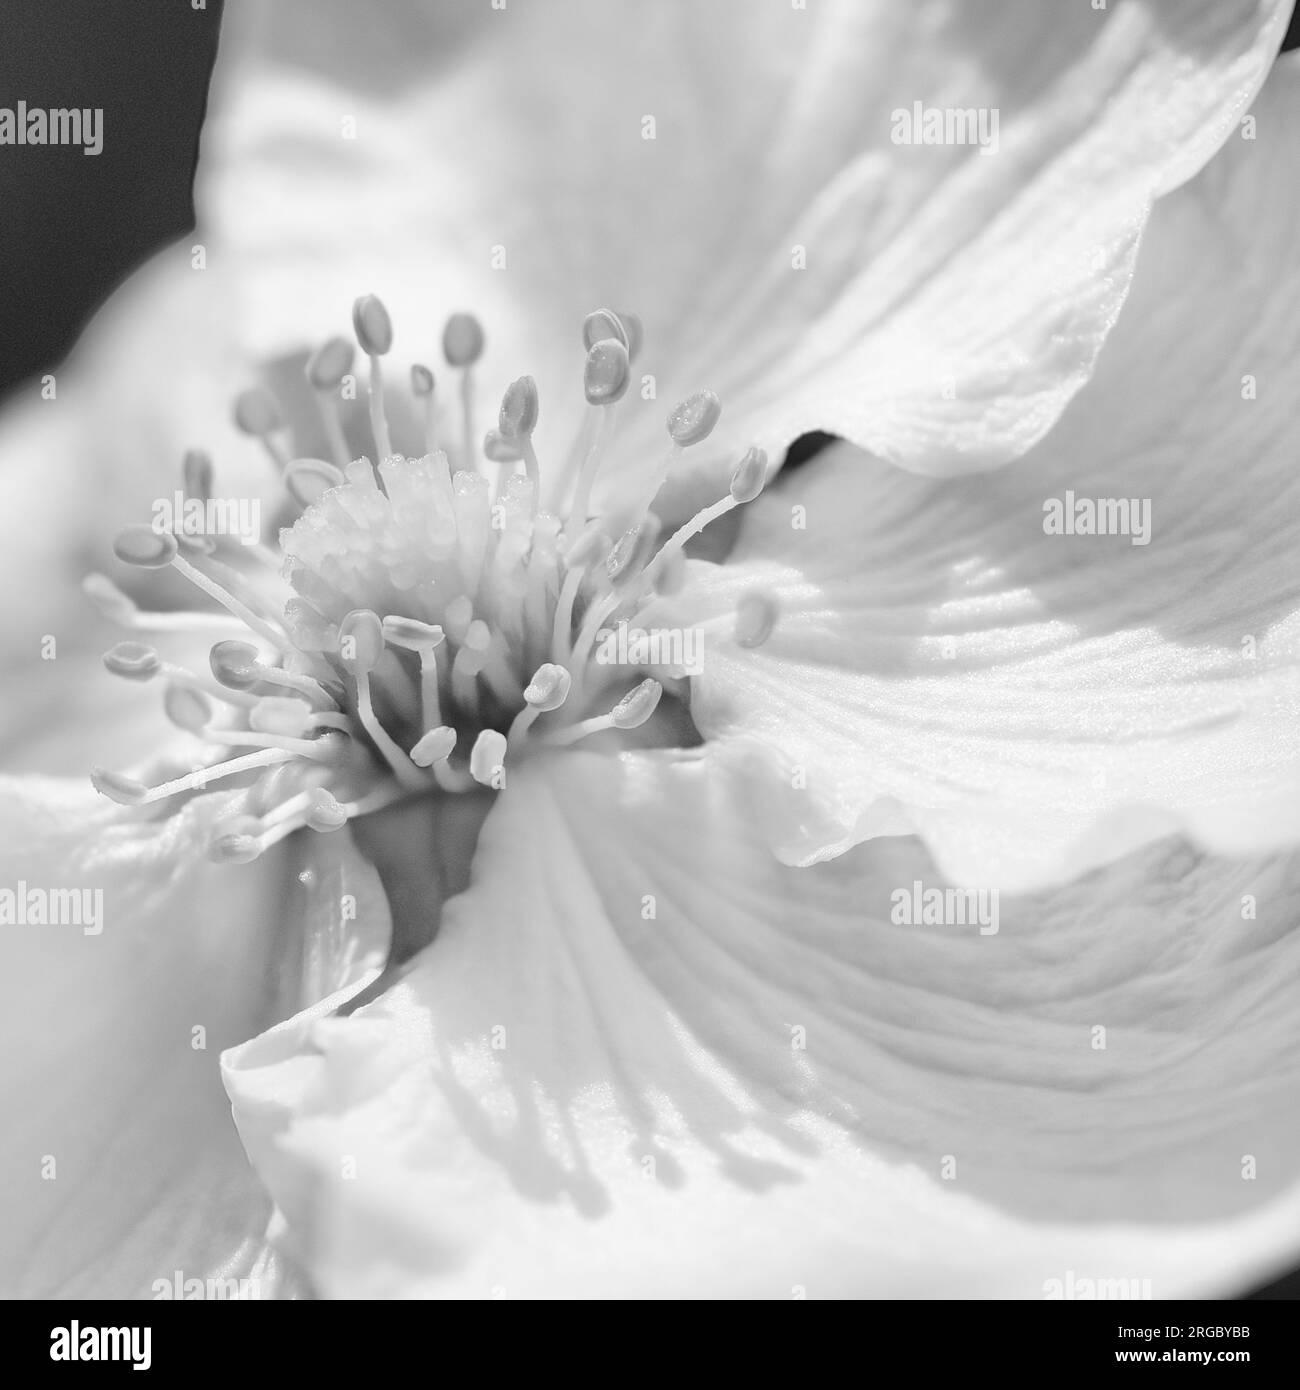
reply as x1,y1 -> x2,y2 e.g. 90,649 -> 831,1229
224,752 -> 1300,1298
0,776 -> 386,1297
649,57 -> 1300,888
204,0 -> 1292,505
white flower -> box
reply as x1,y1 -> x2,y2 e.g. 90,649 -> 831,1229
1,0 -> 1297,1300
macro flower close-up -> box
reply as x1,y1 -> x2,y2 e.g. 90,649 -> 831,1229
1,0 -> 1299,1315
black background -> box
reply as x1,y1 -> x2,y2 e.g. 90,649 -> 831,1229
0,0 -> 1296,1301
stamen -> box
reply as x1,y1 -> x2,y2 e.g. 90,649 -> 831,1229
640,446 -> 767,589
566,337 -> 630,538
182,449 -> 213,502
113,526 -> 293,654
667,390 -> 723,448
498,375 -> 540,513
608,389 -> 722,538
542,678 -> 662,747
410,724 -> 457,768
507,662 -> 571,747
285,458 -> 346,510
104,639 -> 260,708
233,386 -> 289,470
443,594 -> 475,645
305,787 -> 349,831
163,683 -> 212,733
450,639 -> 485,719
248,697 -> 314,738
305,336 -> 356,467
92,296 -> 727,828
469,728 -> 507,787
411,363 -> 438,457
92,746 -> 307,807
353,294 -> 395,466
443,312 -> 485,474
383,615 -> 445,731
582,309 -> 629,352
606,515 -> 661,584
547,526 -> 609,655
339,609 -> 427,791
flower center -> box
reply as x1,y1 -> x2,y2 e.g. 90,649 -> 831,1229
87,297 -> 771,864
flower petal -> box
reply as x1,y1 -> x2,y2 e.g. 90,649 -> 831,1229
224,752 -> 1300,1297
649,57 -> 1300,888
0,775 -> 386,1296
201,0 -> 1291,503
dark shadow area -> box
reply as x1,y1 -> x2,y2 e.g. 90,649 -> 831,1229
0,0 -> 224,400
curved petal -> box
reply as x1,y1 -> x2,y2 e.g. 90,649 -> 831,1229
0,775 -> 387,1297
1,0 -> 1286,637
224,752 -> 1300,1298
201,0 -> 1291,505
648,56 -> 1300,889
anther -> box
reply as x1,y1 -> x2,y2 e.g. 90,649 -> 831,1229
103,641 -> 161,681
410,725 -> 456,767
89,768 -> 148,805
615,309 -> 643,362
483,430 -> 522,465
611,677 -> 663,728
305,787 -> 349,832
183,449 -> 213,502
307,336 -> 356,391
163,683 -> 213,733
113,525 -> 177,570
442,313 -> 485,368
338,609 -> 386,675
249,697 -> 314,738
352,295 -> 393,357
667,390 -> 722,447
469,728 -> 507,788
582,309 -> 629,353
233,386 -> 289,469
381,616 -> 445,652
210,640 -> 260,690
285,458 -> 345,509
583,337 -> 630,406
507,662 -> 572,747
729,445 -> 768,503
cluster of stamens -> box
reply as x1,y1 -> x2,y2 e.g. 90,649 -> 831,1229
87,296 -> 771,863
